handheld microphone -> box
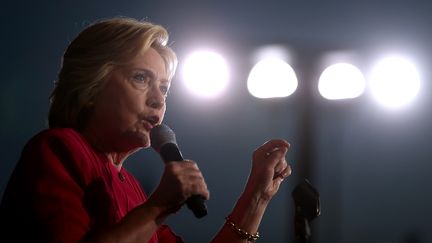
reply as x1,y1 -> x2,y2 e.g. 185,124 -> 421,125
150,123 -> 208,218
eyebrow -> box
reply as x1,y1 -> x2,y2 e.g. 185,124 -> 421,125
133,68 -> 170,84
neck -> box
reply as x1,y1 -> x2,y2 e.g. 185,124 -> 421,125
81,127 -> 134,171
105,152 -> 128,170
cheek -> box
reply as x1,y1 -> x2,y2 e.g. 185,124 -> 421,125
160,105 -> 167,120
100,93 -> 143,127
119,88 -> 146,113
124,95 -> 144,113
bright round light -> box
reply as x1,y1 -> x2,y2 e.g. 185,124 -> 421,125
369,56 -> 420,109
182,50 -> 229,98
318,63 -> 366,100
247,58 -> 298,99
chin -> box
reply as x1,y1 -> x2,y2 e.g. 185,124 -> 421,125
134,133 -> 150,148
139,132 -> 153,148
141,140 -> 151,148
122,131 -> 151,151
125,140 -> 149,153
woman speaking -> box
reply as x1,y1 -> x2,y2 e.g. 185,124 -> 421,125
0,17 -> 292,243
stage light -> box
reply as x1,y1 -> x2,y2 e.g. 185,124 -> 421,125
318,63 -> 366,100
247,58 -> 298,99
369,56 -> 420,109
181,50 -> 229,98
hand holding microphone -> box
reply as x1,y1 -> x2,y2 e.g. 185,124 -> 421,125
150,124 -> 208,218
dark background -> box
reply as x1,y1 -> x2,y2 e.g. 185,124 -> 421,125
1,1 -> 432,242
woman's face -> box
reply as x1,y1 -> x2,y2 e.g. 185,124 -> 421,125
88,47 -> 170,152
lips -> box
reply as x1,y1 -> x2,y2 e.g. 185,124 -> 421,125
141,115 -> 160,131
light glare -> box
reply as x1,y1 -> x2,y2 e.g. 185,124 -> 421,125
247,58 -> 298,99
318,63 -> 366,100
369,56 -> 420,109
182,50 -> 229,98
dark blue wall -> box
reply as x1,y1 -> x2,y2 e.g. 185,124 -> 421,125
1,1 -> 432,242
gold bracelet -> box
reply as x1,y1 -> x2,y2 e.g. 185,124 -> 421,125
225,216 -> 260,242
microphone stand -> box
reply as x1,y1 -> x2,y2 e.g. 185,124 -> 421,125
294,214 -> 312,243
292,179 -> 321,243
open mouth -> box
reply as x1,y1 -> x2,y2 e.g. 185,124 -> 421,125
141,115 -> 160,131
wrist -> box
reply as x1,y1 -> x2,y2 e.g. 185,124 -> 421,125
140,197 -> 172,225
242,183 -> 273,206
225,215 -> 260,242
226,193 -> 269,235
240,191 -> 270,208
105,200 -> 169,242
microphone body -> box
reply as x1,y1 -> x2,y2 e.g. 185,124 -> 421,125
292,179 -> 320,243
150,124 -> 208,218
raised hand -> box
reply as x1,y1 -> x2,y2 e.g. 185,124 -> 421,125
245,139 -> 292,202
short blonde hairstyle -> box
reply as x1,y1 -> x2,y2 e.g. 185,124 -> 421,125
48,17 -> 177,129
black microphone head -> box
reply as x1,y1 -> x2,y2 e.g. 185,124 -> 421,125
150,124 -> 177,151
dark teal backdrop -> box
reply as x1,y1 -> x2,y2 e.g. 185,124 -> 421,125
1,1 -> 432,242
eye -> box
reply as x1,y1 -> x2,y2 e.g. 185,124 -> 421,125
131,71 -> 151,84
160,85 -> 170,96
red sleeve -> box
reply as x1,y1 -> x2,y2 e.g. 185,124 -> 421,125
0,129 -> 95,242
157,225 -> 185,243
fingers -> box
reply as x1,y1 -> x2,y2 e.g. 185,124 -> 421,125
252,139 -> 293,187
253,139 -> 290,172
165,160 -> 210,200
273,156 -> 287,176
273,163 -> 292,180
260,139 -> 290,153
149,159 -> 210,216
272,164 -> 292,192
253,139 -> 290,166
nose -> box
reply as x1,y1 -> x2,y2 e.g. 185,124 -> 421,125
146,85 -> 165,109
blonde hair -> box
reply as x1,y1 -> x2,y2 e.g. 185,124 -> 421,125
48,17 -> 177,129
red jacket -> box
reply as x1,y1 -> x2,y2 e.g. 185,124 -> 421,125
0,128 -> 183,243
